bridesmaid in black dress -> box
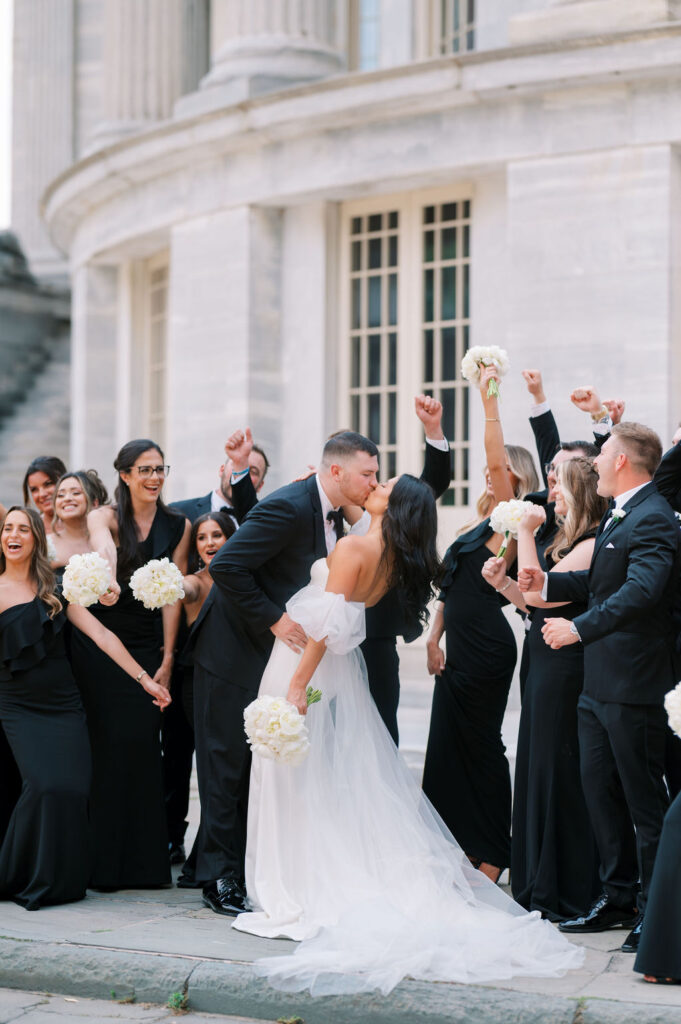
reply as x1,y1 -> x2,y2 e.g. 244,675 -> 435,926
422,364 -> 539,882
0,507 -> 169,910
483,457 -> 607,920
71,439 -> 190,890
634,790 -> 681,984
47,470 -> 109,578
22,455 -> 66,537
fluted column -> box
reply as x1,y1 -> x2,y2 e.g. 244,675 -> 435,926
93,0 -> 209,146
176,0 -> 344,116
510,0 -> 680,46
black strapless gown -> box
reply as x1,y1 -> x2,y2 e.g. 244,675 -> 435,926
422,528 -> 517,869
0,599 -> 91,909
634,791 -> 681,979
69,506 -> 185,889
511,580 -> 601,920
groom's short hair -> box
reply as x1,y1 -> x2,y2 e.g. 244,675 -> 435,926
321,431 -> 379,466
611,422 -> 662,477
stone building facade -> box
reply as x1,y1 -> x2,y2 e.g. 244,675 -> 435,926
12,0 -> 681,522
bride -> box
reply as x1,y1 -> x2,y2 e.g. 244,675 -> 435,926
233,474 -> 583,995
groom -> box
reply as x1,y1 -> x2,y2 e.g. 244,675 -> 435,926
190,432 -> 379,915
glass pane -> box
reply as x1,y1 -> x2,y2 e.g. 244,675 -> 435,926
387,451 -> 397,479
368,276 -> 382,328
352,278 -> 361,329
441,327 -> 456,381
441,266 -> 456,320
369,237 -> 382,269
463,385 -> 470,440
463,223 -> 470,258
368,393 -> 381,442
442,227 -> 456,260
423,205 -> 435,224
368,334 -> 381,387
150,287 -> 165,317
452,35 -> 460,52
424,328 -> 434,382
442,202 -> 457,222
388,211 -> 398,229
351,394 -> 360,432
388,392 -> 397,444
351,216 -> 362,235
423,230 -> 435,263
151,320 -> 165,364
442,489 -> 455,507
454,0 -> 460,31
368,213 -> 382,233
352,240 -> 361,271
388,333 -> 397,385
463,264 -> 470,318
388,235 -> 398,267
467,0 -> 475,23
463,446 -> 469,481
466,28 -> 474,49
351,336 -> 361,387
388,273 -> 397,326
424,269 -> 434,322
442,387 -> 455,438
463,199 -> 471,218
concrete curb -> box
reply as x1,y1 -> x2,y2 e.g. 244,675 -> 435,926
1,935 -> 680,1024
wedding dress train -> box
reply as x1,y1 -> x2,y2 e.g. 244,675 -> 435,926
233,559 -> 583,995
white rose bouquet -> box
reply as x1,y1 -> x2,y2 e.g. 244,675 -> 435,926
461,345 -> 510,398
665,682 -> 681,739
130,557 -> 184,610
490,499 -> 537,558
62,551 -> 113,607
244,687 -> 322,766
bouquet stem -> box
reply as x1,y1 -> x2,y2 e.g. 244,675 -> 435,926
306,686 -> 322,706
497,532 -> 510,558
487,378 -> 500,399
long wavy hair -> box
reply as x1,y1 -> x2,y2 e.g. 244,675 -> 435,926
52,469 -> 109,530
465,444 -> 540,534
545,457 -> 608,563
379,475 -> 442,630
22,455 -> 67,507
113,439 -> 179,581
0,506 -> 62,618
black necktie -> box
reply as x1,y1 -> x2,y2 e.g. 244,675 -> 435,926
326,509 -> 344,541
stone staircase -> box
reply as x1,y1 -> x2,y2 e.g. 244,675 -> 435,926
0,325 -> 70,507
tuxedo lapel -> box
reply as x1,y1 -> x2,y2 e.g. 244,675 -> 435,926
591,483 -> 656,561
305,475 -> 326,559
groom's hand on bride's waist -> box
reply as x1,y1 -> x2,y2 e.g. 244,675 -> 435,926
271,612 -> 308,654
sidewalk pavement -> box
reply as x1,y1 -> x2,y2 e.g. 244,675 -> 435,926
1,876 -> 680,1024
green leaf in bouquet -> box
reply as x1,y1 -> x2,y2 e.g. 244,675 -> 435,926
306,686 -> 322,706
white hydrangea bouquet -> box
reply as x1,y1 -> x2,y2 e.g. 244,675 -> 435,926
461,345 -> 510,398
490,499 -> 537,558
62,551 -> 113,607
665,682 -> 681,739
244,687 -> 322,766
130,557 -> 184,610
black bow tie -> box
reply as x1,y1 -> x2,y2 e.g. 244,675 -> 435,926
326,509 -> 344,541
220,505 -> 237,516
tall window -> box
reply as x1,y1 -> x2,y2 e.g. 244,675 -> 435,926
415,0 -> 476,59
147,258 -> 168,449
341,191 -> 472,507
348,0 -> 381,71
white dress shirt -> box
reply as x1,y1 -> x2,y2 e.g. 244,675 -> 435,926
316,475 -> 341,554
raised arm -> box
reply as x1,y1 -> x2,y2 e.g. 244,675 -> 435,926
480,365 -> 515,504
522,369 -> 560,488
414,394 -> 453,499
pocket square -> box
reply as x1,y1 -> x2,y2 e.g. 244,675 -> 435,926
606,542 -> 615,549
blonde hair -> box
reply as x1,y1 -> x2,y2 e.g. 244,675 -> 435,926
466,444 -> 540,531
545,457 -> 608,563
0,506 -> 62,618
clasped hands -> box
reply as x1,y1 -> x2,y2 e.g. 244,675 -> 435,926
517,567 -> 578,649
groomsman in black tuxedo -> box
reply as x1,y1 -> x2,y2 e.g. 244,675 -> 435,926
520,422 -> 681,951
191,432 -> 380,915
171,435 -> 269,527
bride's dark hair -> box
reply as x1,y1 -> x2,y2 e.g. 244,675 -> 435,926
380,474 -> 442,630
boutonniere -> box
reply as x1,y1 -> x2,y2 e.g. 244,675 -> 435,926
675,512 -> 681,526
610,509 -> 627,529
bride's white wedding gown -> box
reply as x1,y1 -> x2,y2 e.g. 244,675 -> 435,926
233,559 -> 583,995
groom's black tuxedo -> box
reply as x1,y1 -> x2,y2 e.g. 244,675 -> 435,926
190,475 -> 327,884
547,482 -> 681,911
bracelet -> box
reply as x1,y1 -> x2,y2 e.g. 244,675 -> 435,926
485,418 -> 500,422
231,467 -> 249,477
497,578 -> 512,593
135,669 -> 149,684
590,405 -> 609,423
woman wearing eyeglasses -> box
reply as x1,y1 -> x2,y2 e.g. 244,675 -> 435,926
70,439 -> 190,890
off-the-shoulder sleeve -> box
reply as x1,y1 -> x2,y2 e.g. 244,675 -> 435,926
286,584 -> 365,654
0,600 -> 66,680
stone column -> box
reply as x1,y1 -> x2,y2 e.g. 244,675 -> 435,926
165,206 -> 285,497
93,0 -> 209,146
11,0 -> 75,283
176,0 -> 344,116
509,0 -> 681,46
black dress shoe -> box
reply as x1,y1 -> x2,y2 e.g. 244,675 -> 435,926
621,915 -> 644,952
202,876 -> 247,916
169,842 -> 186,866
176,871 -> 202,889
558,894 -> 639,934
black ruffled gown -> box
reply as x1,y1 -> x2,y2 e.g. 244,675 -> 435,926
0,599 -> 91,909
422,520 -> 517,870
69,506 -> 185,889
511,536 -> 601,921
